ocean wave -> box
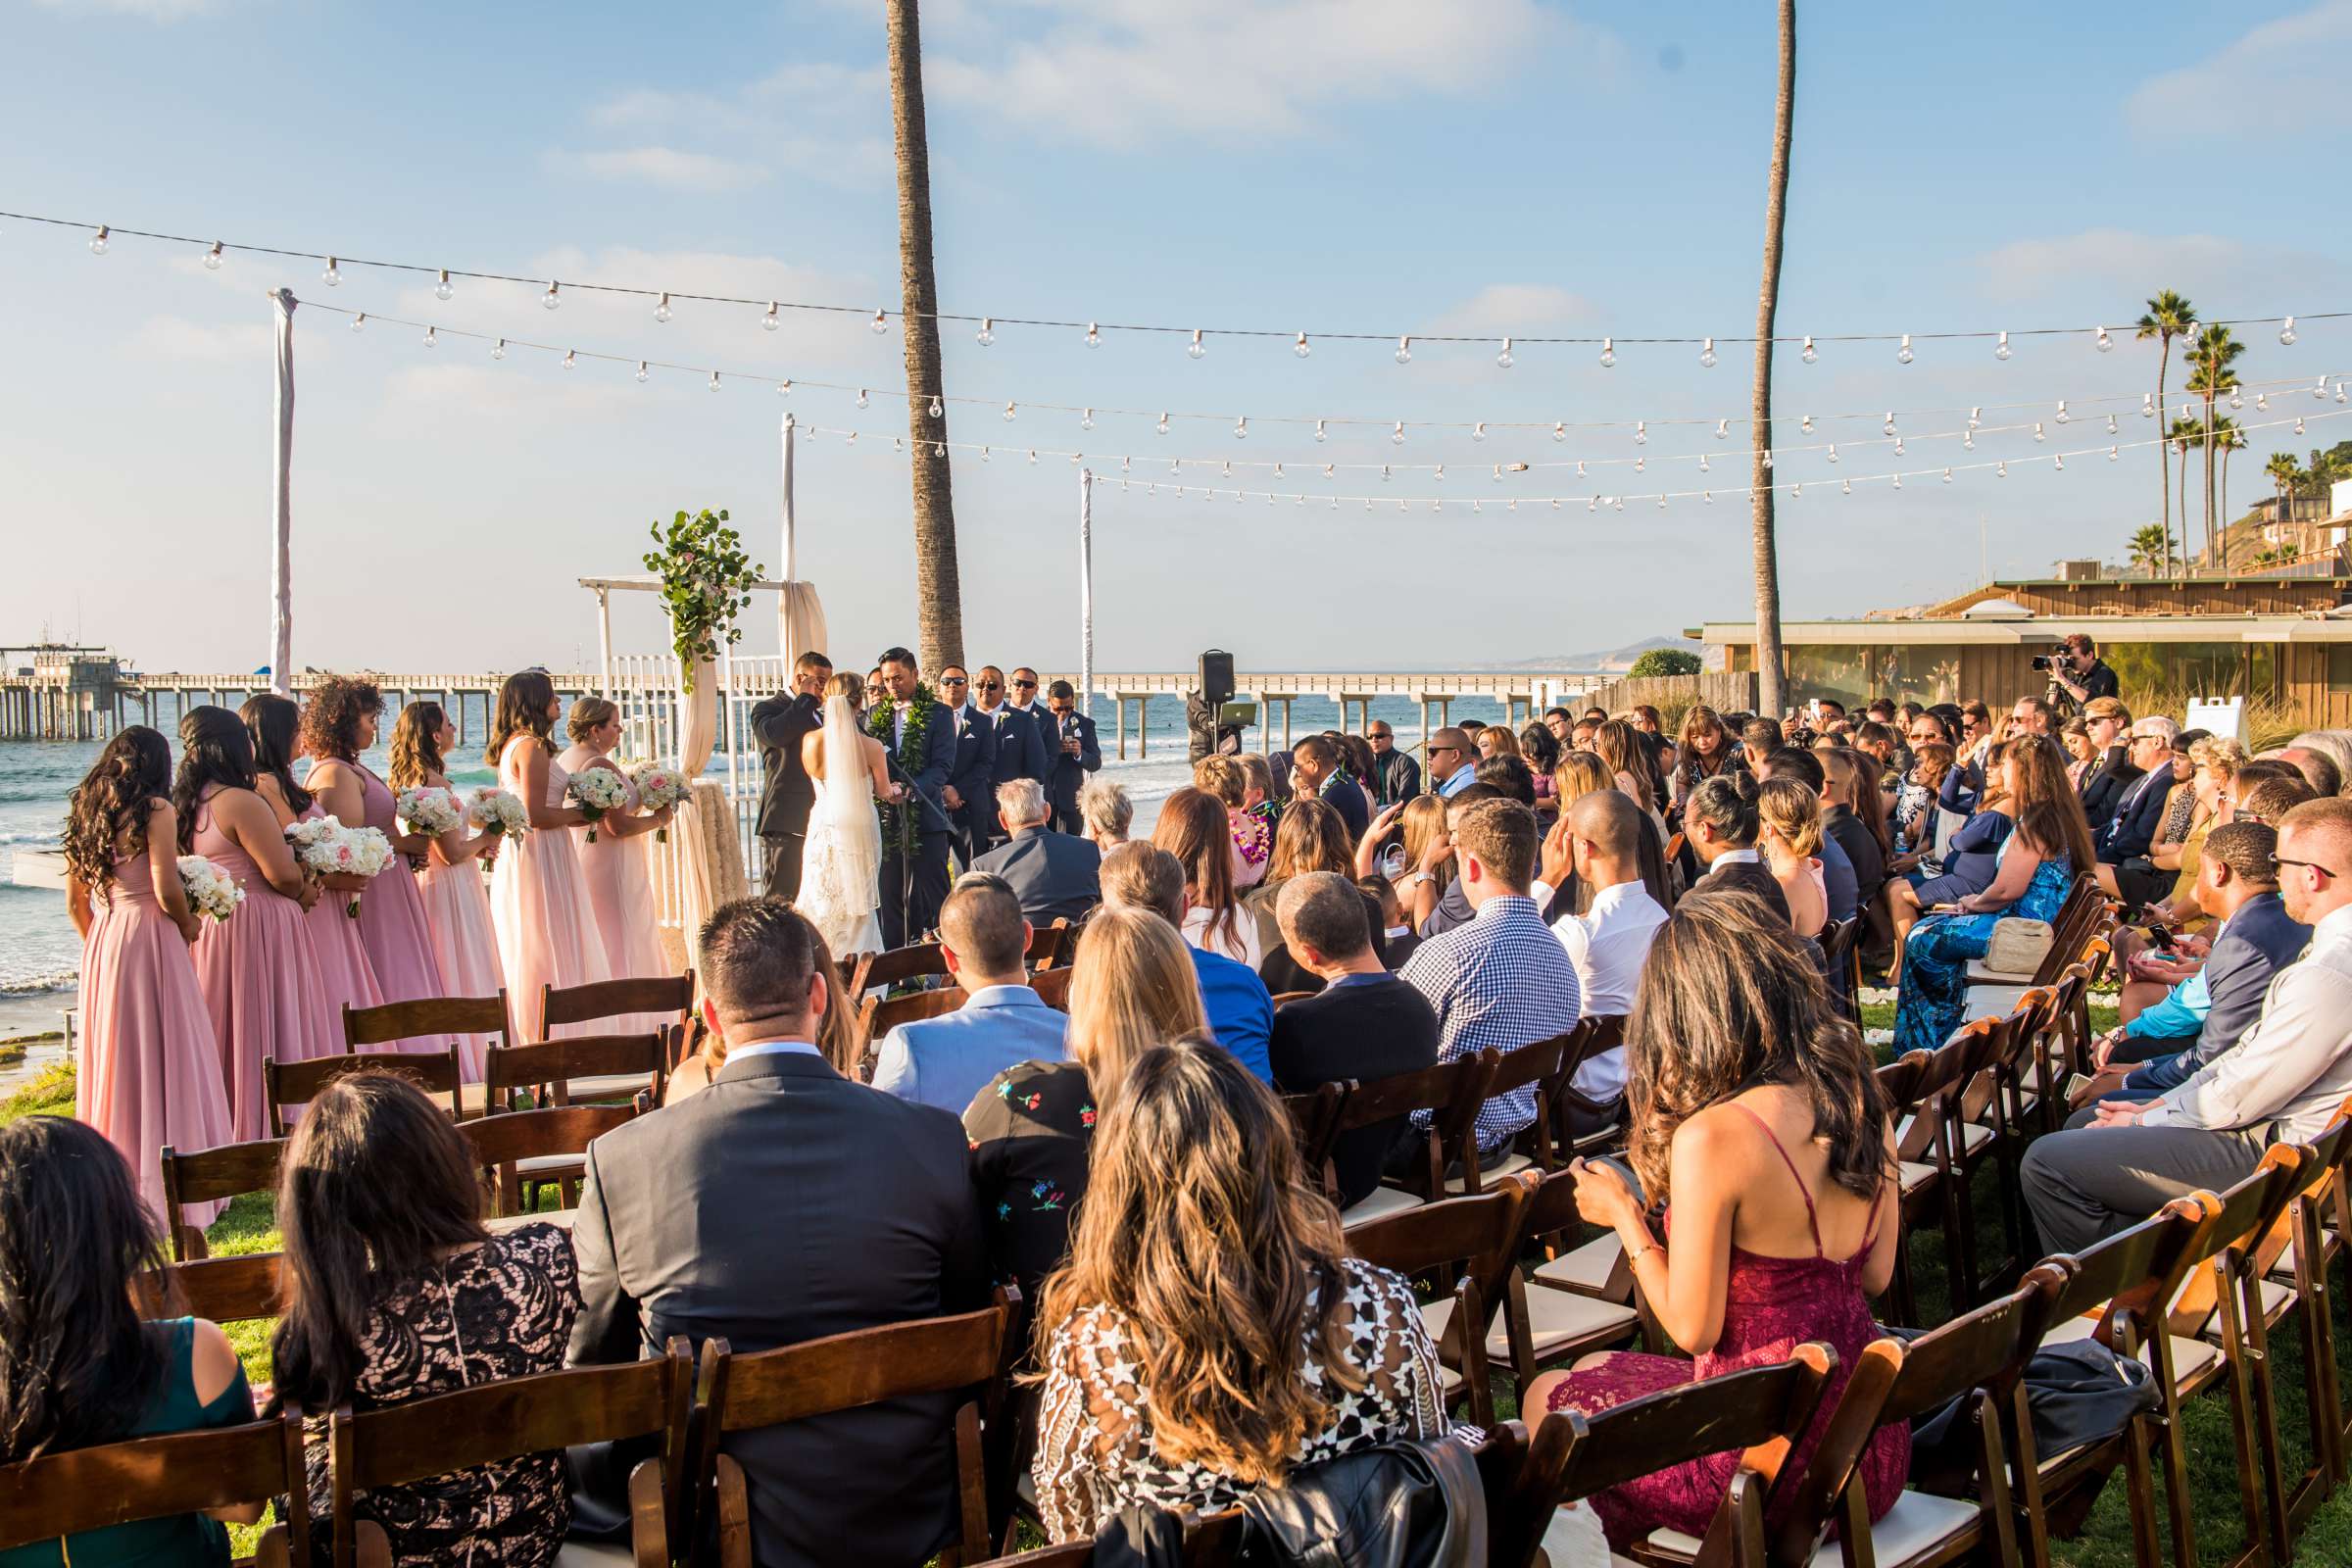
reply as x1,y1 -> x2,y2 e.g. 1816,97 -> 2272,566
0,829 -> 62,849
0,969 -> 77,997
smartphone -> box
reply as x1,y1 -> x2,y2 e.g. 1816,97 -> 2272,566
2146,924 -> 2177,953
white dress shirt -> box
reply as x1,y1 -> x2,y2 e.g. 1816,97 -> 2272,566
1555,881 -> 1671,1101
2143,903 -> 2352,1141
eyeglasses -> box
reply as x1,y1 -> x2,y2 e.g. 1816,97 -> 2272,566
2272,854 -> 2338,878
1013,678 -> 1038,690
1369,732 -> 1393,741
1429,744 -> 1461,756
975,681 -> 1002,691
941,676 -> 967,686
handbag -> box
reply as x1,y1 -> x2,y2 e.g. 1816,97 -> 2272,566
1982,916 -> 2054,976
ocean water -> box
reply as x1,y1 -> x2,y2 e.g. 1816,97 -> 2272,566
0,691 -> 1514,1025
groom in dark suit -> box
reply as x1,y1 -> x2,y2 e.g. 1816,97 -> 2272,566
875,647 -> 958,950
748,651 -> 832,899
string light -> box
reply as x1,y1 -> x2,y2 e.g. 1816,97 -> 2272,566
421,325 -> 436,348
856,388 -> 869,409
1395,336 -> 1412,365
1187,328 -> 1205,360
869,309 -> 887,333
1085,321 -> 1102,348
710,370 -> 721,392
491,337 -> 506,360
1801,415 -> 1815,433
203,240 -> 223,270
1315,419 -> 1328,443
1800,335 -> 1817,364
1883,412 -> 1897,436
563,349 -> 575,368
977,317 -> 995,346
321,255 -> 340,286
635,360 -> 648,381
2142,394 -> 2155,417
1294,330 -> 1310,359
1082,408 -> 1096,430
1599,337 -> 1615,368
1827,443 -> 1839,464
1995,330 -> 2012,361
1234,416 -> 1249,440
763,302 -> 780,332
928,396 -> 944,418
1156,413 -> 1170,435
1392,421 -> 1405,445
543,281 -> 562,311
1699,336 -> 1716,368
350,312 -> 366,331
2055,400 -> 2070,423
1472,421 -> 1488,442
2282,317 -> 2298,346
2096,325 -> 2113,352
87,225 -> 109,255
1497,337 -> 1514,369
1003,400 -> 1016,421
1634,420 -> 1648,446
437,269 -> 456,302
1896,333 -> 1913,365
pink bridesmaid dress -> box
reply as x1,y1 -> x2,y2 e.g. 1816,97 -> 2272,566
77,845 -> 238,1229
295,796 -> 388,1045
414,808 -> 509,1082
488,738 -> 612,1039
337,764 -> 460,1061
561,746 -> 675,1037
187,786 -> 340,1142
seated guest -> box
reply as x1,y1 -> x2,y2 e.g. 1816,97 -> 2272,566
1153,786 -> 1261,966
1521,893 -> 1905,1552
2075,698 -> 2141,829
1890,741 -> 1953,862
1475,723 -> 1520,763
1883,753 -> 2013,987
1075,776 -> 1133,855
972,777 -> 1102,925
966,906 -> 1202,1304
1550,791 -> 1671,1135
1395,801 -> 1582,1173
2025,799 -> 2352,1253
274,1074 -> 577,1566
1668,704 -> 1740,817
2086,822 -> 2308,1097
1101,842 -> 1273,1082
1032,1039 -> 1448,1542
2278,741 -> 2343,800
2234,767 -> 2317,827
1756,777 -> 1834,939
1818,748 -> 1886,903
1288,733 -> 1370,842
872,875 -> 1069,1113
2091,717 -> 2183,908
1247,798 -> 1361,959
1683,773 -> 1793,924
1359,873 -> 1421,967
1894,736 -> 2091,1053
571,900 -> 985,1568
1266,872 -> 1442,1206
1754,749 -> 1855,925
1194,755 -> 1269,889
668,922 -> 860,1098
0,1118 -> 262,1567
1592,718 -> 1667,818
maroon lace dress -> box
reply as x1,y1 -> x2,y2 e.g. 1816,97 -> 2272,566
1543,1105 -> 1909,1548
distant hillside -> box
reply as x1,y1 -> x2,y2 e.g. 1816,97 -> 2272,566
1489,635 -> 1702,672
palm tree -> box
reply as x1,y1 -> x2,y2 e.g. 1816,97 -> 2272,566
885,0 -> 964,673
2214,417 -> 2244,565
1747,0 -> 1795,720
2268,450 -> 2302,555
2185,323 -> 2244,566
2135,290 -> 2197,577
2168,416 -> 2202,565
2127,522 -> 2171,575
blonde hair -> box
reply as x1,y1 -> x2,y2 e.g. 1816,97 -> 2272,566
1476,724 -> 1520,759
1554,750 -> 1615,805
1065,907 -> 1207,1102
1398,795 -> 1452,894
826,671 -> 866,707
566,696 -> 620,745
1193,755 -> 1246,808
2190,735 -> 2249,779
1238,754 -> 1276,802
1755,776 -> 1823,857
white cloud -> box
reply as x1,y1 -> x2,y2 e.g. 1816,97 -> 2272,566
377,363 -> 637,426
926,0 -> 1617,145
554,146 -> 771,192
1421,283 -> 1598,337
1974,227 -> 2347,306
2126,1 -> 2352,136
125,314 -> 276,363
32,0 -> 219,19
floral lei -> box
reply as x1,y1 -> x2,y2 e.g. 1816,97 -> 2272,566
867,681 -> 940,852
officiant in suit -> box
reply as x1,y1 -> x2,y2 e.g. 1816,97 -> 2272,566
973,665 -> 1047,849
876,648 -> 958,949
748,651 -> 833,899
1042,679 -> 1102,836
936,665 -> 1001,871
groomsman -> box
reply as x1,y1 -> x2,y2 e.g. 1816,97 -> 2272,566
874,647 -> 958,949
973,665 -> 1047,848
748,651 -> 832,899
1041,680 -> 1102,836
936,665 -> 1000,871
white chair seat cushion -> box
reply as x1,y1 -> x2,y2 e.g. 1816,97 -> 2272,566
1534,1233 -> 1623,1293
1341,1186 -> 1426,1225
1649,1488 -> 1980,1565
516,1153 -> 585,1176
556,1543 -> 638,1566
1444,1152 -> 1536,1195
1894,1117 -> 1993,1156
557,1072 -> 654,1101
2043,1313 -> 2222,1384
1958,984 -> 2032,1021
1898,1160 -> 1939,1195
1503,1286 -> 1640,1360
1964,956 -> 2041,983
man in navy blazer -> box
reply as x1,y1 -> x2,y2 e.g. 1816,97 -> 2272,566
2097,719 -> 2179,866
973,665 -> 1047,849
875,648 -> 959,949
1040,680 -> 1102,836
2075,699 -> 2142,834
870,876 -> 1070,1113
972,779 -> 1102,924
934,664 -> 1000,871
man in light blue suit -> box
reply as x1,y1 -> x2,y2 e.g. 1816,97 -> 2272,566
870,874 -> 1069,1115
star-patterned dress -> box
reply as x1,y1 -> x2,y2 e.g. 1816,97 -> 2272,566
1031,1257 -> 1450,1543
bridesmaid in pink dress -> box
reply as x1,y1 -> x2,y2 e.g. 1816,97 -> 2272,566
484,671 -> 612,1039
388,700 -> 508,1079
559,697 -> 677,1037
241,694 -> 389,1048
63,727 -> 238,1231
297,678 -> 455,1054
174,707 -> 337,1143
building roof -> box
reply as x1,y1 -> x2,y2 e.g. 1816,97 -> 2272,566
1690,612 -> 2352,646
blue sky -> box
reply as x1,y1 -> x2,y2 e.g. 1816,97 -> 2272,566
5,0 -> 2351,677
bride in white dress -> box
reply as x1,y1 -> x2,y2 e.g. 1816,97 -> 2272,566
795,672 -> 902,956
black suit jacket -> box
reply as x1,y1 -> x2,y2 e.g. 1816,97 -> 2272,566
1822,806 -> 1885,902
1687,857 -> 1794,924
2097,769 -> 2173,864
569,1052 -> 987,1568
982,705 -> 1047,786
1268,977 -> 1440,1206
1041,711 -> 1102,818
748,692 -> 822,837
970,827 -> 1102,924
1318,773 -> 1372,842
2079,747 -> 2143,834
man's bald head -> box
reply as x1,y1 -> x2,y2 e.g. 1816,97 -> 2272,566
1567,787 -> 1642,861
1428,726 -> 1474,784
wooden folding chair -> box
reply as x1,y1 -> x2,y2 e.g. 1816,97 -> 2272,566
329,1338 -> 694,1568
2280,1099 -> 2352,1507
1330,1053 -> 1494,1223
0,1408 -> 312,1564
264,1045 -> 465,1138
134,1250 -> 287,1329
1282,1080 -> 1350,1193
1343,1177 -> 1533,1426
482,1032 -> 667,1114
692,1287 -> 1023,1568
539,971 -> 696,1051
1538,1014 -> 1628,1164
1446,1033 -> 1568,1195
1818,915 -> 1864,1021
1488,1167 -> 1644,1388
1497,1346 -> 1837,1568
457,1101 -> 641,1218
343,993 -> 511,1117
1958,993 -> 2053,1299
848,941 -> 949,999
1028,967 -> 1074,1012
1886,1031 -> 1979,1312
1025,919 -> 1072,971
161,1135 -> 285,1260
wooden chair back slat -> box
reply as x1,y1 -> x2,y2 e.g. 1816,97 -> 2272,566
1486,1032 -> 1569,1101
865,989 -> 963,1040
1269,990 -> 1317,1008
344,992 -> 511,1050
0,1410 -> 312,1559
1025,920 -> 1070,970
458,1102 -> 639,1170
2042,1199 -> 2216,1344
1030,966 -> 1074,1012
538,972 -> 695,1035
1283,1081 -> 1350,1183
1345,1179 -> 1533,1417
134,1250 -> 286,1326
1330,1053 -> 1494,1200
265,1047 -> 465,1138
2170,1145 -> 2306,1337
482,1032 -> 665,1111
162,1137 -> 286,1260
850,943 -> 950,997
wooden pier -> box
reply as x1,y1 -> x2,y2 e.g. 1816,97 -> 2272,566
1067,669 -> 1604,760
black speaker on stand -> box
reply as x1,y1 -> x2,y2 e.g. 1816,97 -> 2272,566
1189,649 -> 1238,763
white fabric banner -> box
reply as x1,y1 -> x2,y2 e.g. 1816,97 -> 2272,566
269,289 -> 296,694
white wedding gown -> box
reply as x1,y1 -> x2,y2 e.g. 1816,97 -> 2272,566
796,696 -> 886,956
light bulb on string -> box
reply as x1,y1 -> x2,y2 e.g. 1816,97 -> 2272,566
710,371 -> 723,392
1434,466 -> 1446,482
976,318 -> 994,346
1883,412 -> 1897,437
1315,419 -> 1328,443
2096,325 -> 2113,352
1081,408 -> 1095,430
1801,414 -> 1814,433
2053,453 -> 2065,471
1827,443 -> 1839,464
1156,413 -> 1170,435
1613,496 -> 1624,512
777,379 -> 793,395
421,325 -> 436,348
1187,328 -> 1205,360
1760,450 -> 1774,469
856,388 -> 870,409
1968,407 -> 1982,431
1963,430 -> 1976,450
869,309 -> 887,332
491,338 -> 507,361
2230,386 -> 2244,410
2033,422 -> 2046,443
1699,336 -> 1716,368
1576,461 -> 1588,478
1635,457 -> 1645,473
2109,445 -> 2119,461
1589,496 -> 1597,514
2280,317 -> 2298,346
928,396 -> 944,418
1033,451 -> 1043,466
1599,336 -> 1615,368
1085,321 -> 1101,348
1234,416 -> 1249,440
1790,483 -> 1801,499
1294,330 -> 1310,358
1896,333 -> 1913,365
437,270 -> 456,302
2297,416 -> 2307,435
322,255 -> 341,286
634,360 -> 648,382
1841,478 -> 1851,496
1552,421 -> 1566,442
1395,335 -> 1412,365
543,281 -> 562,311
1003,400 -> 1016,421
563,350 -> 576,369
2319,376 -> 2331,400
1392,421 -> 1406,445
763,302 -> 780,332
2107,414 -> 2119,434
2142,393 -> 2155,417
1994,330 -> 2011,361
203,241 -> 223,270
1496,337 -> 1514,368
1715,419 -> 1729,440
2337,383 -> 2349,405
1943,466 -> 1954,483
1491,464 -> 1502,483
1997,460 -> 2007,478
1892,472 -> 1903,490
1800,335 -> 1817,364
1703,491 -> 1713,505
982,447 -> 991,463
1381,465 -> 1393,482
350,312 -> 367,332
1893,437 -> 1905,456
2258,393 -> 2270,411
1698,454 -> 1710,472
1473,421 -> 1488,442
1634,420 -> 1647,446
2055,400 -> 2070,423
1322,464 -> 1334,477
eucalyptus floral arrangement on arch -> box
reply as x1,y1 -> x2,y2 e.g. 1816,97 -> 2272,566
642,508 -> 763,695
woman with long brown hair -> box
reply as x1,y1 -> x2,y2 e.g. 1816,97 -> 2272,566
1246,796 -> 1356,957
63,726 -> 236,1228
1031,1037 -> 1447,1541
1893,733 -> 2089,1052
1153,786 -> 1258,965
1592,717 -> 1666,815
271,1073 -> 579,1564
965,907 -> 1205,1304
1668,704 -> 1738,814
484,670 -> 612,1038
1522,892 -> 1903,1550
388,701 -> 507,1078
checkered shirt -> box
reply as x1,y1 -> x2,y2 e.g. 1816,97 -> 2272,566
1400,894 -> 1583,1152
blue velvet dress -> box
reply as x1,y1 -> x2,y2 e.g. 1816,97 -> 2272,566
1894,841 -> 2073,1053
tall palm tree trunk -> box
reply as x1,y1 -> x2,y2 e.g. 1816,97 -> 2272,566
1748,0 -> 1794,719
886,0 -> 964,674
2203,394 -> 2220,570
2155,343 -> 2173,577
2179,440 -> 2192,566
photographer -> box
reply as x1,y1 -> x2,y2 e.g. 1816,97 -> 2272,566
2042,632 -> 2119,709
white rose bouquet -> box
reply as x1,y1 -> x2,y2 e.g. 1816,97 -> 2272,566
627,761 -> 686,842
568,766 -> 631,843
286,816 -> 391,918
466,786 -> 530,875
176,855 -> 244,924
398,786 -> 464,838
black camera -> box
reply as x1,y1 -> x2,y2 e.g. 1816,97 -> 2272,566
2028,649 -> 2065,672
